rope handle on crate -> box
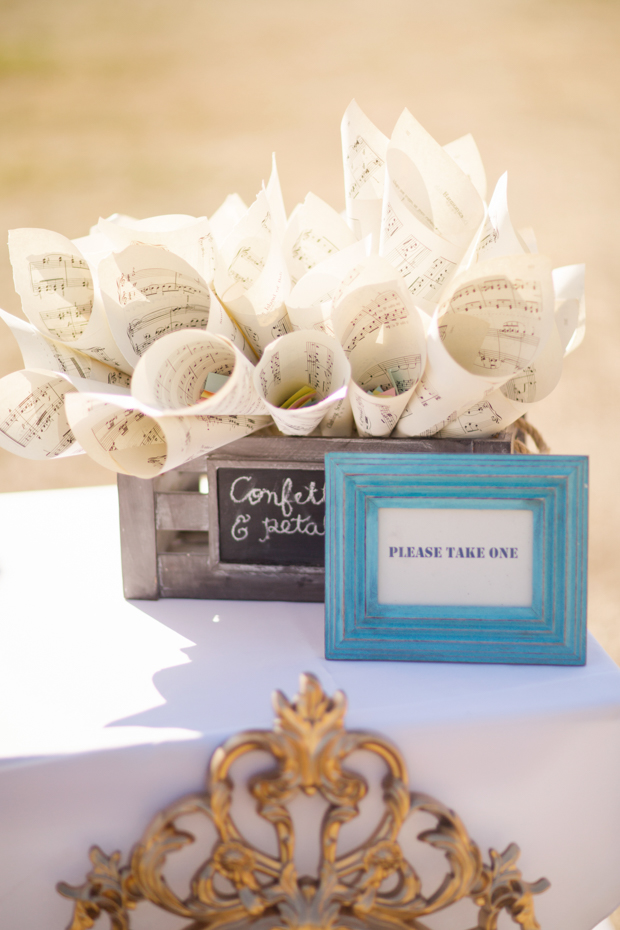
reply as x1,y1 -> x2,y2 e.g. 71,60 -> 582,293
513,417 -> 550,455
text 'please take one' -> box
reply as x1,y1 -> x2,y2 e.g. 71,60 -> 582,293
388,546 -> 519,559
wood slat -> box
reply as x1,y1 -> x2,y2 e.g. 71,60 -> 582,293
155,492 -> 209,531
180,433 -> 513,469
117,474 -> 158,599
158,553 -> 324,601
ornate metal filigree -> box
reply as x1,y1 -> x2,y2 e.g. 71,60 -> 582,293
58,673 -> 549,929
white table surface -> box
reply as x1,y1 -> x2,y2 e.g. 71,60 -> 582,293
1,484 -> 620,929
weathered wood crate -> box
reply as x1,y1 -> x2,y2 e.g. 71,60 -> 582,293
117,430 -> 514,601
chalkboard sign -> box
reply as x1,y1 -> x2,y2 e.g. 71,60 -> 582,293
216,467 -> 326,566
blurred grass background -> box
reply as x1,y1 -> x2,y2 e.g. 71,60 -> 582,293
0,0 -> 619,667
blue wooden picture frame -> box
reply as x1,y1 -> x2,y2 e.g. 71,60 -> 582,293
324,453 -> 588,665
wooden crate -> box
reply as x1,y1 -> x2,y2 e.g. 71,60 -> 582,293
117,430 -> 514,601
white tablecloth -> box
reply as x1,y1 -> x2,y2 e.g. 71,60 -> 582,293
1,485 -> 619,929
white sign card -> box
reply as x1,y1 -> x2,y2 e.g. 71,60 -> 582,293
377,506 -> 533,607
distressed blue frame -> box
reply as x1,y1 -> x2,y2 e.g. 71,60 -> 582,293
325,453 -> 588,665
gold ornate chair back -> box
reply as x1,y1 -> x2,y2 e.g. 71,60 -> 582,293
58,673 -> 548,929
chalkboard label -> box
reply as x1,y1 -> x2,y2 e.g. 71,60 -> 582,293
216,467 -> 326,566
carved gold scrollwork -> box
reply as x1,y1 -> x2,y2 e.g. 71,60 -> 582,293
58,673 -> 549,929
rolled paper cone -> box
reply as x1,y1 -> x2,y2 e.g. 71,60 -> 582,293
378,109 -> 484,315
395,254 -> 555,437
0,369 -> 129,461
209,193 -> 249,249
65,390 -> 270,478
394,313 -> 513,437
443,132 -> 487,201
348,380 -> 404,437
65,392 -> 167,476
319,391 -> 353,437
341,100 -> 389,244
0,369 -> 80,460
330,254 -> 404,311
285,238 -> 369,335
347,313 -> 427,436
446,327 -> 563,441
130,330 -> 266,417
8,228 -> 128,372
264,154 -> 288,245
499,323 -> 564,406
473,172 -> 526,265
215,190 -> 293,358
330,257 -> 427,437
206,291 -> 256,363
222,293 -> 294,358
98,243 -> 212,371
253,329 -> 351,436
95,213 -> 218,286
0,308 -> 132,388
347,339 -> 425,437
552,263 -> 586,355
213,190 -> 271,297
286,271 -> 337,336
281,191 -> 357,285
437,254 -> 555,377
436,390 -> 522,439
